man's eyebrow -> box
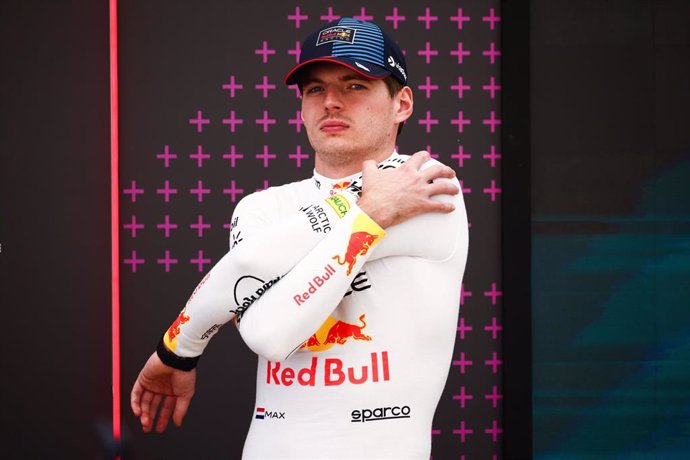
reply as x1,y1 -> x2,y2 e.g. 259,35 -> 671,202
302,73 -> 369,85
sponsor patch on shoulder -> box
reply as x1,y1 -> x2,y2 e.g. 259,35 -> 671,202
316,26 -> 356,46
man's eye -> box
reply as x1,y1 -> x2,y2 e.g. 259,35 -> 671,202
349,84 -> 366,90
306,86 -> 323,94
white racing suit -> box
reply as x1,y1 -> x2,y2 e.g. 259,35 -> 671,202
161,152 -> 468,459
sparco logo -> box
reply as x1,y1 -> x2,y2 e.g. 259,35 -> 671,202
351,405 -> 411,423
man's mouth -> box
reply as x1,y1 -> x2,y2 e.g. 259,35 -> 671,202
320,120 -> 350,133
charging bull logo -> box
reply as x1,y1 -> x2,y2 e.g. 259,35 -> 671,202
163,310 -> 190,351
301,314 -> 371,352
333,232 -> 379,275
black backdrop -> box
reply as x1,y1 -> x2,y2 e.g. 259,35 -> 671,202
118,1 -> 502,459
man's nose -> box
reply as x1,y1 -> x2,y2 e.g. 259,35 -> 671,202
323,88 -> 343,112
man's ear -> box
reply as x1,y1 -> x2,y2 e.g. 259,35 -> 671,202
394,86 -> 414,124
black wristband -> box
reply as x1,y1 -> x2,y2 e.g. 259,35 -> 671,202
156,336 -> 200,371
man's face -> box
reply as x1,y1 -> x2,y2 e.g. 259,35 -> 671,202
300,63 -> 407,168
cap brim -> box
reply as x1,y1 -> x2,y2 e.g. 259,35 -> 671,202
284,57 -> 391,86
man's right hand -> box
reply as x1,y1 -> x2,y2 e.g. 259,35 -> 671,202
357,151 -> 459,229
130,352 -> 196,433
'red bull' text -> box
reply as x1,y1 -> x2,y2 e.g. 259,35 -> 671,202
293,264 -> 336,306
266,351 -> 390,387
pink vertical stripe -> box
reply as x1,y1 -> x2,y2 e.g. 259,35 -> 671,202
109,0 -> 121,453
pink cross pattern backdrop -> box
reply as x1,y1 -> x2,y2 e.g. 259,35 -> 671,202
120,2 -> 501,458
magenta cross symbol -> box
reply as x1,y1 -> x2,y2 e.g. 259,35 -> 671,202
451,111 -> 472,133
483,145 -> 501,168
289,145 -> 309,168
424,145 -> 439,159
485,385 -> 503,408
484,352 -> 502,374
452,421 -> 473,443
483,180 -> 501,202
255,40 -> 276,63
385,7 -> 405,29
451,42 -> 471,64
457,317 -> 473,339
451,145 -> 471,168
190,145 -> 210,168
288,110 -> 303,133
255,76 -> 276,98
222,110 -> 244,133
484,282 -> 503,304
123,180 -> 144,203
221,75 -> 243,98
452,352 -> 473,374
483,42 -> 501,64
483,8 -> 501,30
123,215 -> 144,238
157,215 -> 178,238
452,386 -> 474,408
417,7 -> 438,29
255,111 -> 276,133
288,6 -> 308,28
483,76 -> 501,99
484,420 -> 503,442
190,215 -> 211,237
483,111 -> 501,133
418,110 -> 439,133
451,76 -> 471,98
190,249 -> 211,272
320,7 -> 340,22
223,180 -> 244,203
484,316 -> 503,339
157,180 -> 178,202
189,110 -> 210,133
123,250 -> 144,272
418,76 -> 438,98
353,7 -> 373,21
156,145 -> 177,167
157,250 -> 178,272
287,41 -> 301,63
190,180 -> 211,202
417,41 -> 438,64
255,145 -> 277,167
451,8 -> 471,30
222,145 -> 244,168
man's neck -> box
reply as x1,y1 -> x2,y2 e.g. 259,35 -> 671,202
314,148 -> 395,179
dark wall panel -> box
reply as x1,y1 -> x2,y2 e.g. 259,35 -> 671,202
531,0 -> 690,457
0,1 -> 112,458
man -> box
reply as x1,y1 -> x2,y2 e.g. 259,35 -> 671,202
131,17 -> 468,458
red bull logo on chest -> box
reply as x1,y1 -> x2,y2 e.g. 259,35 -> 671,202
266,351 -> 390,387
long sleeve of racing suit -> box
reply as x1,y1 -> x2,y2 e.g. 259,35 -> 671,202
161,154 -> 462,363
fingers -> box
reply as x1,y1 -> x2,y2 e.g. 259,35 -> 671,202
173,396 -> 192,427
422,164 -> 456,183
140,390 -> 154,432
426,180 -> 460,197
404,150 -> 430,170
131,381 -> 142,416
155,396 -> 176,433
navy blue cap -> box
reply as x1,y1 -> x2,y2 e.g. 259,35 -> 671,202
284,17 -> 408,86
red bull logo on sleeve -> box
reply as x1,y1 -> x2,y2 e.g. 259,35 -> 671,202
163,310 -> 190,352
332,213 -> 384,276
